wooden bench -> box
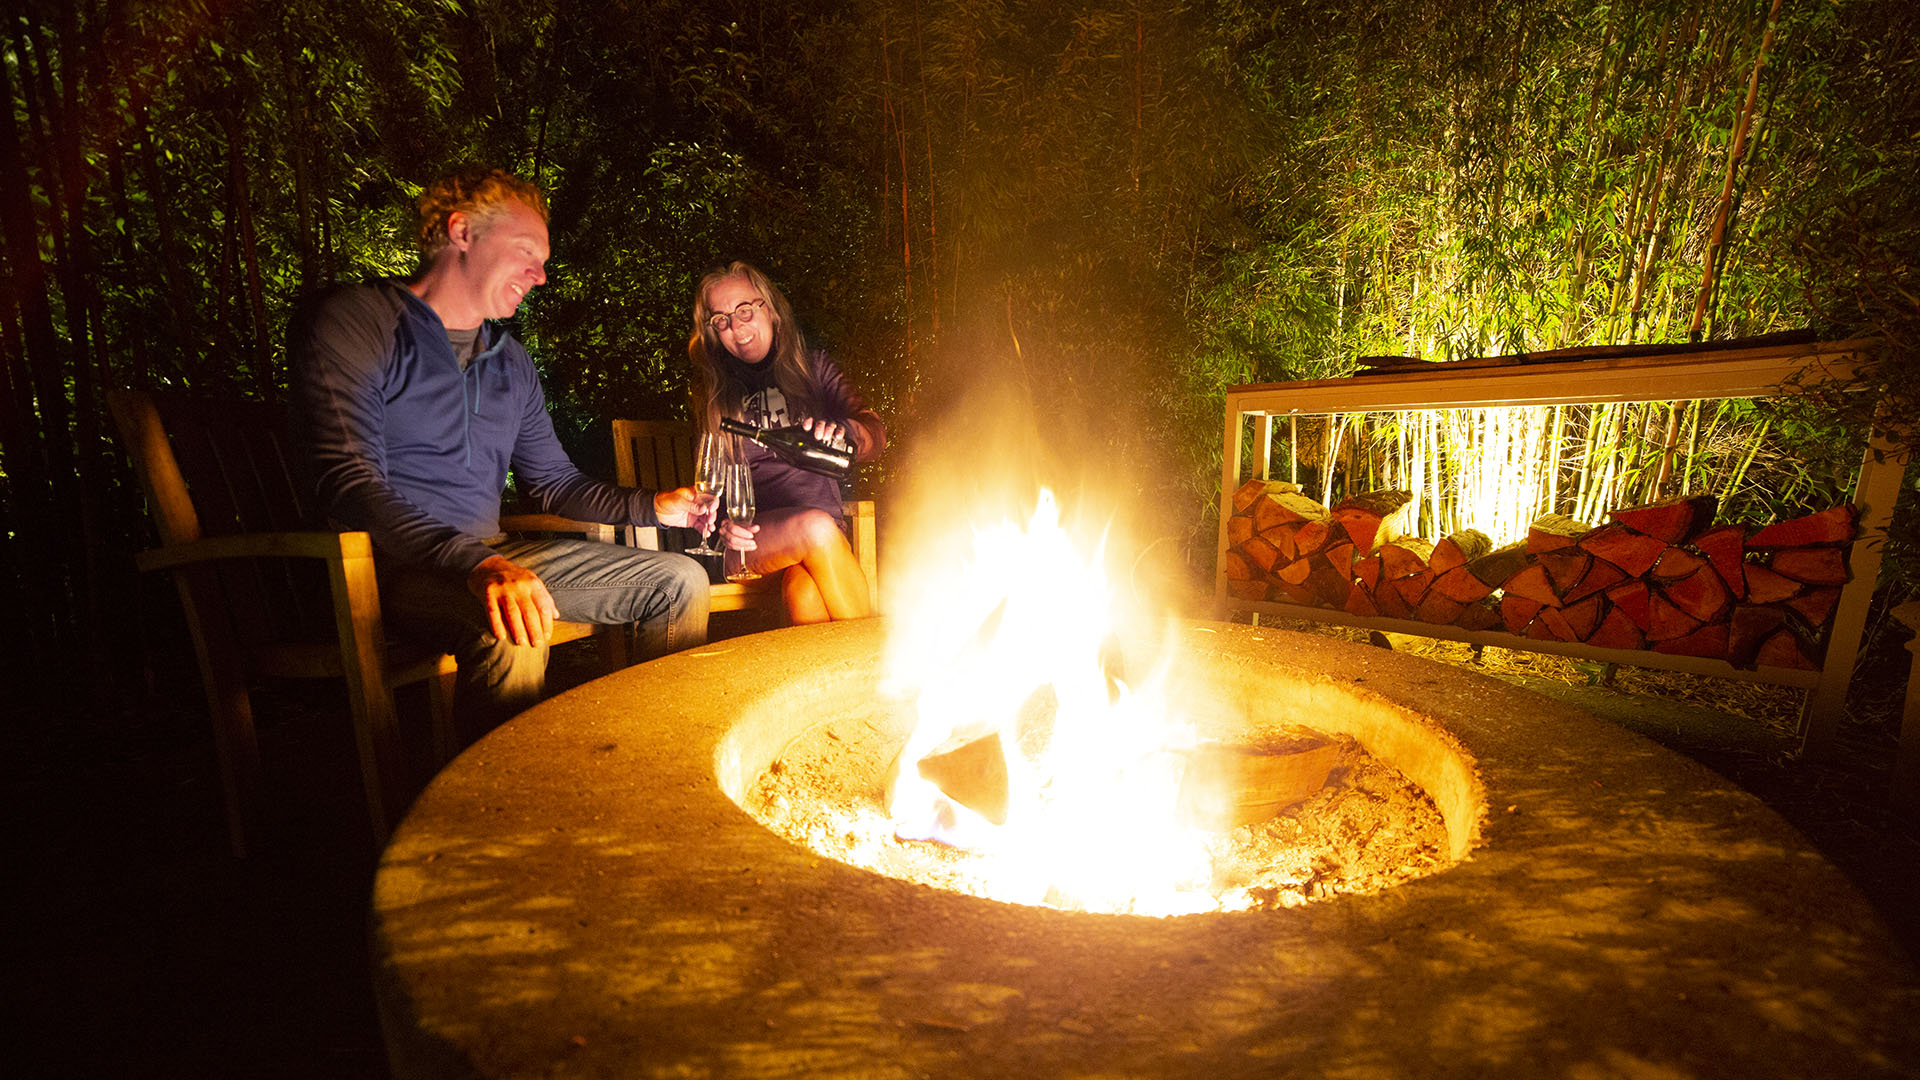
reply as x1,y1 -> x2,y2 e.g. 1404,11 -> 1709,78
610,418 -> 879,614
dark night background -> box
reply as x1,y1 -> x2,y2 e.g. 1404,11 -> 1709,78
4,0 -> 1918,1074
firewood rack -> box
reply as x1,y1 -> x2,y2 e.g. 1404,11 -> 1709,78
1214,337 -> 1905,758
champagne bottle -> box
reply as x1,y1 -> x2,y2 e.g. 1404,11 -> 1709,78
719,417 -> 854,479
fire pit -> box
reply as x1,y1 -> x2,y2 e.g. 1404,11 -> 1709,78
373,619 -> 1919,1078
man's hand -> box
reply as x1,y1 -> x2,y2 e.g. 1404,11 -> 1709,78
467,554 -> 557,647
653,486 -> 713,531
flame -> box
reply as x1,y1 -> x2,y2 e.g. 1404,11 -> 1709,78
881,490 -> 1218,916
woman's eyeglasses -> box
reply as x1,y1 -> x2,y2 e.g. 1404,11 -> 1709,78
708,299 -> 767,334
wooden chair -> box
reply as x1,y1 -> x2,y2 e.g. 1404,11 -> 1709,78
610,418 -> 879,613
109,388 -> 612,855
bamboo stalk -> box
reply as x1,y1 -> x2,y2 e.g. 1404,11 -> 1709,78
1690,0 -> 1783,340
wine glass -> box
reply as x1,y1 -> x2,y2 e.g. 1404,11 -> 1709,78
723,460 -> 761,582
685,430 -> 726,556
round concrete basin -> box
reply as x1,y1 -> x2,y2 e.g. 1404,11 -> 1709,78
372,619 -> 1920,1078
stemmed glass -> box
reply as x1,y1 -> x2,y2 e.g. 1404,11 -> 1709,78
723,460 -> 760,582
684,430 -> 726,556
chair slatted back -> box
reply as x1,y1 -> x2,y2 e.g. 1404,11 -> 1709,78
110,389 -> 331,645
611,419 -> 695,490
611,419 -> 696,551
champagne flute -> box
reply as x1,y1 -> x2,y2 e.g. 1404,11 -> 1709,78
723,460 -> 761,582
685,430 -> 725,556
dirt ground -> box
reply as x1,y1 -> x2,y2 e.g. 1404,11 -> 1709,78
7,605 -> 1919,1077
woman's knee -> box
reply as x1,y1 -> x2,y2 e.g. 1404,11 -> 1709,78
793,509 -> 849,554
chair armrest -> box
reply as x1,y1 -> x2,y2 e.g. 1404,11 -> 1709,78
498,513 -> 617,543
134,530 -> 370,573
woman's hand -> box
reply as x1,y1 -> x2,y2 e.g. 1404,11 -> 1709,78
719,520 -> 759,551
800,416 -> 860,455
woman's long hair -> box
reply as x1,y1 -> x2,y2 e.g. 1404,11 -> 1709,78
688,262 -> 825,433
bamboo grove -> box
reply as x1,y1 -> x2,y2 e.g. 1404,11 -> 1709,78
1,0 -> 1914,712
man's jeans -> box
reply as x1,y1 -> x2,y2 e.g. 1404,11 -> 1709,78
382,538 -> 710,733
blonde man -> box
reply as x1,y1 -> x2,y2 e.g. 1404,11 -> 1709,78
291,166 -> 748,731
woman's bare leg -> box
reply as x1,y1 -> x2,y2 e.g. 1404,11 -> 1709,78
781,564 -> 831,624
748,507 -> 872,620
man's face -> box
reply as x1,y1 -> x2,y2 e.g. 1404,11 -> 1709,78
455,199 -> 549,320
706,274 -> 775,364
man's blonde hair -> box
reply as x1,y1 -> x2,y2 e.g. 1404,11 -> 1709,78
415,165 -> 548,258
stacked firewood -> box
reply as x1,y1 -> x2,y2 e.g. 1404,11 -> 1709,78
1223,480 -> 1856,671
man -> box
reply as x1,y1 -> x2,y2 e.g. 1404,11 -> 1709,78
290,165 -> 741,729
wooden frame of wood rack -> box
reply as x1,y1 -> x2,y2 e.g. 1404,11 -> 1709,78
1214,337 -> 1903,757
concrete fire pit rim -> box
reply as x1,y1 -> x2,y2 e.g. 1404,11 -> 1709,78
371,617 -> 1920,1080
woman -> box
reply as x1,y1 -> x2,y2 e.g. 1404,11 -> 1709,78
689,261 -> 884,622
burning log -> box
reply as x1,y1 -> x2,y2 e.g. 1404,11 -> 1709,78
910,732 -> 1011,826
1177,737 -> 1341,830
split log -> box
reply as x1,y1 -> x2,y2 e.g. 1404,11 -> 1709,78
1562,558 -> 1627,606
1524,615 -> 1560,641
1242,535 -> 1282,574
1587,606 -> 1647,651
1253,491 -> 1329,533
1660,566 -> 1733,624
1768,548 -> 1849,586
1501,594 -> 1543,634
1527,514 -> 1593,554
1330,489 -> 1412,555
1344,586 -> 1380,617
1271,578 -> 1315,606
1306,563 -> 1353,609
1540,595 -> 1604,641
1390,571 -> 1433,607
1651,547 -> 1708,581
1415,591 -> 1467,625
1501,564 -> 1563,607
1292,519 -> 1340,558
1747,504 -> 1857,548
1579,523 -> 1667,577
1432,565 -> 1495,604
1222,550 -> 1255,581
1467,542 -> 1532,589
1430,529 -> 1493,575
1353,555 -> 1383,591
1262,522 -> 1303,562
1608,493 -> 1718,544
1456,595 -> 1501,631
1226,579 -> 1269,602
1692,524 -> 1749,599
1645,591 -> 1703,642
1227,515 -> 1254,549
1379,539 -> 1435,580
1742,563 -> 1802,604
1606,580 -> 1653,631
1275,557 -> 1313,586
1537,548 -> 1594,597
1374,579 -> 1415,619
1322,542 -> 1356,575
1233,478 -> 1305,514
1754,626 -> 1819,670
1652,622 -> 1729,658
1178,737 -> 1341,830
1786,587 -> 1840,629
1727,605 -> 1789,669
